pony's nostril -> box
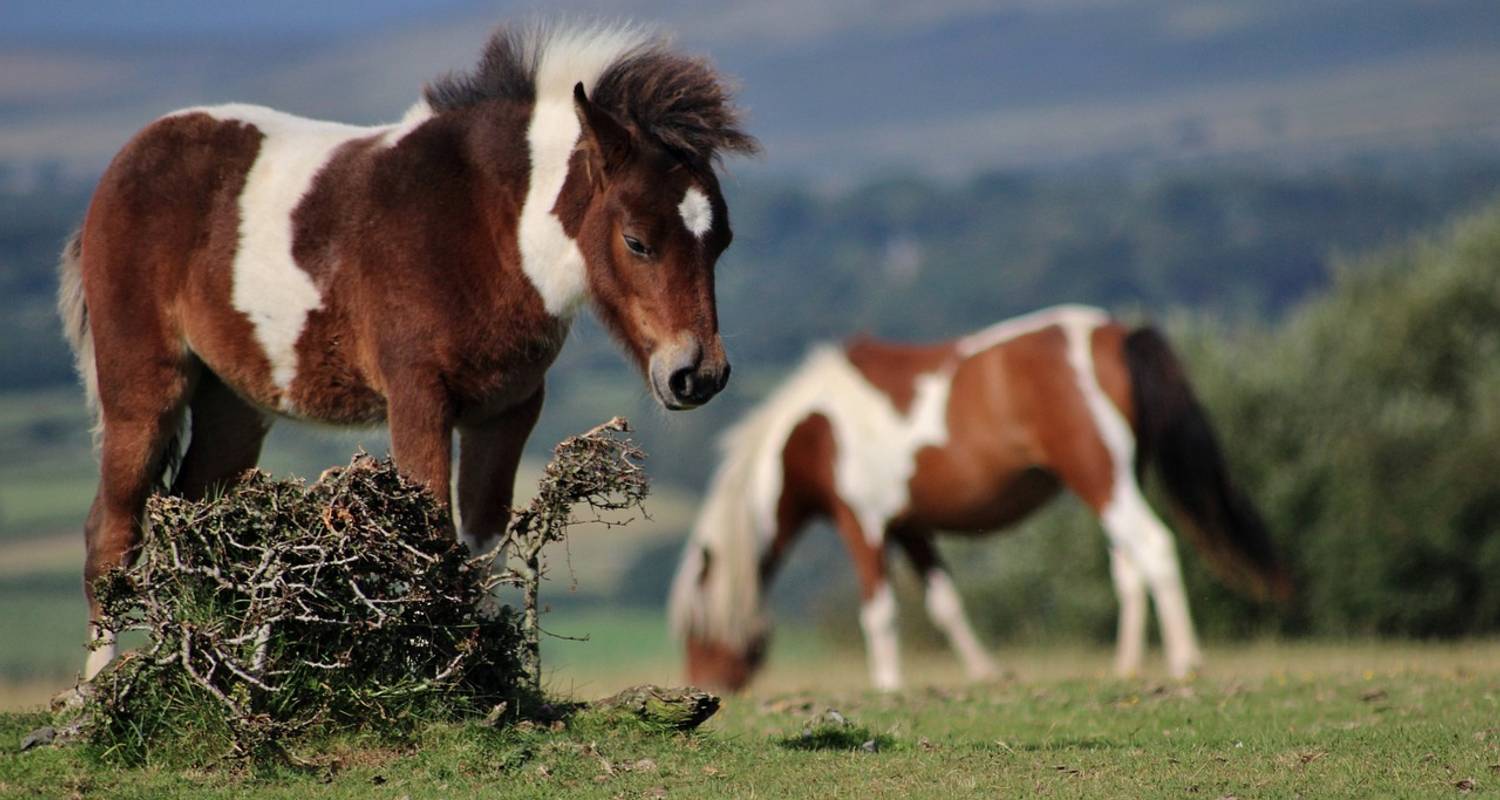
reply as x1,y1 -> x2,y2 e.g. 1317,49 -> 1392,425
669,367 -> 695,400
717,363 -> 731,392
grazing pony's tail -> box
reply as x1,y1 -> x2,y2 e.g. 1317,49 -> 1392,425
1124,326 -> 1293,602
56,228 -> 102,442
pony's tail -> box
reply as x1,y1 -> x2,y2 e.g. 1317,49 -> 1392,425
1124,326 -> 1293,602
57,228 -> 102,444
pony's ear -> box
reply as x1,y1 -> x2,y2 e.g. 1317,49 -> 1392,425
574,82 -> 632,179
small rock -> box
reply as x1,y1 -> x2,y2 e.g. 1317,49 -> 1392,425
19,726 -> 55,752
861,739 -> 879,753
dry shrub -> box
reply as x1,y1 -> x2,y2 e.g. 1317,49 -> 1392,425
86,418 -> 647,766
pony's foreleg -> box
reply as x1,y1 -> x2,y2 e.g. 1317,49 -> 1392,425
1109,545 -> 1148,678
1101,480 -> 1202,679
833,504 -> 902,691
894,531 -> 997,681
84,357 -> 193,680
456,386 -> 545,556
385,378 -> 457,520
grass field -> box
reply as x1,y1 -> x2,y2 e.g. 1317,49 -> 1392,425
2,641 -> 1496,798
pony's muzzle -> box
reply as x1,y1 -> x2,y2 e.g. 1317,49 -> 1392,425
649,336 -> 729,410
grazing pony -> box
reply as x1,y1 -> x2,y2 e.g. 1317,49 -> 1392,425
58,22 -> 757,680
669,305 -> 1290,691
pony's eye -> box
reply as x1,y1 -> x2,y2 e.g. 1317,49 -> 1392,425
622,234 -> 652,258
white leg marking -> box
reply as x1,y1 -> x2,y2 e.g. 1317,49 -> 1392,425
924,569 -> 997,680
84,624 -> 117,681
1109,546 -> 1148,678
860,582 -> 902,691
678,186 -> 713,238
1102,481 -> 1202,678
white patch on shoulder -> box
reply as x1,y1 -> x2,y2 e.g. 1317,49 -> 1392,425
678,186 -> 712,238
173,103 -> 410,409
517,24 -> 653,318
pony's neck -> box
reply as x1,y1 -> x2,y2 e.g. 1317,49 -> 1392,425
453,98 -> 600,321
515,97 -> 595,318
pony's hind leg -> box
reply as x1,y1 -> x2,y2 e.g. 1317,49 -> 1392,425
1100,478 -> 1202,679
893,529 -> 997,681
1109,544 -> 1149,678
83,357 -> 194,680
170,370 -> 271,501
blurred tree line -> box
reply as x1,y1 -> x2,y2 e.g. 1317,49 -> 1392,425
4,157 -> 1500,639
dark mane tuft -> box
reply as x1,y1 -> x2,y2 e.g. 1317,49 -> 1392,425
592,47 -> 760,165
423,23 -> 758,166
423,26 -> 538,110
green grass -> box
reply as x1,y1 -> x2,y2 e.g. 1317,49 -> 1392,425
2,647 -> 1497,798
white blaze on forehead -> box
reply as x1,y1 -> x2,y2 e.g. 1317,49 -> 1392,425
678,186 -> 713,238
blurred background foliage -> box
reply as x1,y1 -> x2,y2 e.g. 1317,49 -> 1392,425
4,158 -> 1499,662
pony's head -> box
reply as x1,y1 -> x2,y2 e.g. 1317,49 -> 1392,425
685,628 -> 767,691
424,23 -> 758,410
570,81 -> 745,409
670,539 -> 771,691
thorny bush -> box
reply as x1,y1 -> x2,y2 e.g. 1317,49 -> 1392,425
85,418 -> 648,765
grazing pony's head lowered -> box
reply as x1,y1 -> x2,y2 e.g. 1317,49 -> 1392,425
425,23 -> 758,409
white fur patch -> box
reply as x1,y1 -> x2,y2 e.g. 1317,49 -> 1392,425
517,24 -> 652,317
84,624 -> 116,681
678,186 -> 713,238
956,303 -> 1108,357
860,583 -> 902,691
924,568 -> 997,679
175,104 -> 414,409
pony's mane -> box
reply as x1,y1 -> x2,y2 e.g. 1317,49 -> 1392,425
669,346 -> 853,647
424,22 -> 759,165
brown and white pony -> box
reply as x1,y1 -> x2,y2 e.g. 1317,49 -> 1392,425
58,22 -> 757,680
669,305 -> 1290,691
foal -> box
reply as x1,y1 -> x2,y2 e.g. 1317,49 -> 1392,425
60,22 -> 757,680
670,305 -> 1289,691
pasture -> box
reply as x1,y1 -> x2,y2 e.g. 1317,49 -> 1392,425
3,640 -> 1497,798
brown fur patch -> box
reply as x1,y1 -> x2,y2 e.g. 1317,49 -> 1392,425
844,337 -> 958,414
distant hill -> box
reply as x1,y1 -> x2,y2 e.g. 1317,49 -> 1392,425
4,0 -> 1499,180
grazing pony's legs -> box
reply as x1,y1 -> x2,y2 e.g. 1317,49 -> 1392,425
1037,385 -> 1201,679
456,386 -> 545,554
1108,544 -> 1149,677
831,503 -> 901,691
1099,477 -> 1201,678
893,530 -> 997,681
